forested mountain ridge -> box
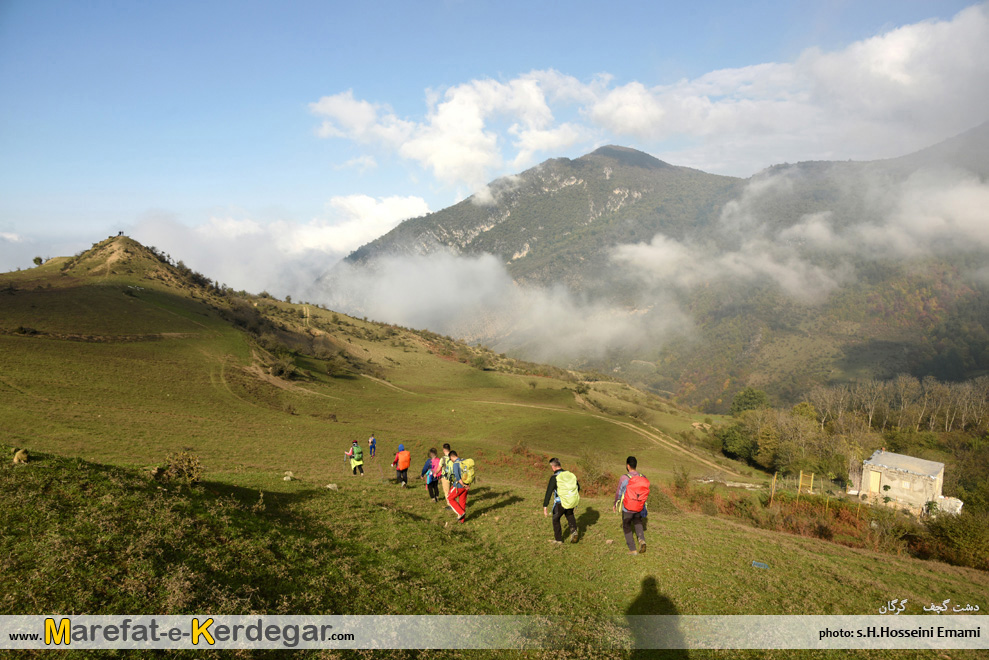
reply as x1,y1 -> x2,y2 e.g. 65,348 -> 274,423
346,145 -> 743,287
333,123 -> 989,411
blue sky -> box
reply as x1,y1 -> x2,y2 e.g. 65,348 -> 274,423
1,0 -> 986,294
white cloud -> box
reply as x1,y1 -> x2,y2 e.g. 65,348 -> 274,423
286,194 -> 429,254
128,195 -> 428,297
855,171 -> 989,256
318,252 -> 692,361
509,123 -> 585,170
610,161 -> 989,306
312,4 -> 989,187
611,232 -> 847,305
309,90 -> 414,144
336,155 -> 378,173
587,82 -> 666,139
1,232 -> 24,243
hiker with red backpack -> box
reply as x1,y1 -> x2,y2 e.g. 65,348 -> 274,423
614,456 -> 650,555
419,447 -> 443,502
392,444 -> 411,487
543,458 -> 581,544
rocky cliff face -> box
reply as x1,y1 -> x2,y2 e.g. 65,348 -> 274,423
344,146 -> 742,287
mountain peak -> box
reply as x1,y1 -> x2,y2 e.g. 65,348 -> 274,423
583,145 -> 671,170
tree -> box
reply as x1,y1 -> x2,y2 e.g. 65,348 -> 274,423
33,256 -> 42,267
716,424 -> 755,461
729,387 -> 769,416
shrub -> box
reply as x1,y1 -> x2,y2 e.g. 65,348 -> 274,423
270,357 -> 297,379
924,511 -> 989,571
672,464 -> 691,495
575,450 -> 617,497
716,424 -> 754,461
160,450 -> 205,486
868,507 -> 912,555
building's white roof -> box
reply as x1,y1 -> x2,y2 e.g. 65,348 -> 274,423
864,450 -> 944,478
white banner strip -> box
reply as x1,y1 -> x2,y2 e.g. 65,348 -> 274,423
0,615 -> 984,650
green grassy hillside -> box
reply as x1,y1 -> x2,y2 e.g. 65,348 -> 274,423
2,236 -> 987,658
0,236 -> 733,482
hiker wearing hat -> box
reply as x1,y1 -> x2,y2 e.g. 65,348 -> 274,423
392,444 -> 411,487
543,457 -> 580,544
344,440 -> 365,476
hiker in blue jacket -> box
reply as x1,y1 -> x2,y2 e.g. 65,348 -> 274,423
419,447 -> 442,502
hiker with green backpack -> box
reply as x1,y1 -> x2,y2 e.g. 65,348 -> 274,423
344,440 -> 365,477
614,456 -> 650,555
543,458 -> 580,544
439,443 -> 454,500
446,450 -> 474,523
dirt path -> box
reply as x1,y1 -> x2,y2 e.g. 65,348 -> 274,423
471,398 -> 741,476
361,374 -> 417,395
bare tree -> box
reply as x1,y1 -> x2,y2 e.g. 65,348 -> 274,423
890,374 -> 920,432
972,375 -> 989,431
852,379 -> 884,429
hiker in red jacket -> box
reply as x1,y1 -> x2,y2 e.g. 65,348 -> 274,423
391,444 -> 411,487
614,456 -> 650,555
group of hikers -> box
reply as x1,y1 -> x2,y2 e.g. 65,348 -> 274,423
346,435 -> 651,551
543,455 -> 651,554
344,435 -> 473,524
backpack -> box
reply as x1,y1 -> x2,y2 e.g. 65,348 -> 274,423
352,445 -> 363,461
459,458 -> 475,486
430,457 -> 442,479
623,474 -> 650,513
556,470 -> 580,509
441,455 -> 453,478
396,450 -> 411,471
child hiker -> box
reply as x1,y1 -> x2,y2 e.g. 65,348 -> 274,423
420,447 -> 442,502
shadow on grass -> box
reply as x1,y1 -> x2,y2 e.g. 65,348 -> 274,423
201,479 -> 327,520
469,488 -> 525,517
626,576 -> 687,659
578,506 -> 600,535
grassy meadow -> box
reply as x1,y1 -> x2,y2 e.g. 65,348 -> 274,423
2,237 -> 987,659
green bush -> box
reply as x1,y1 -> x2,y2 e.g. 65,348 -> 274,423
924,510 -> 989,571
161,450 -> 205,486
270,357 -> 297,379
672,464 -> 691,495
716,423 -> 755,461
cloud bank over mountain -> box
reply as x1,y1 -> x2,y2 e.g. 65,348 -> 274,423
319,251 -> 693,363
313,131 -> 989,365
129,194 -> 429,297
